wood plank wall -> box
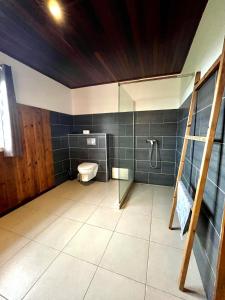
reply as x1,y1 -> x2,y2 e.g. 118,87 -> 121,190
0,104 -> 54,215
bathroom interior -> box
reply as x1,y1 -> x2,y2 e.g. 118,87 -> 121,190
0,1 -> 225,300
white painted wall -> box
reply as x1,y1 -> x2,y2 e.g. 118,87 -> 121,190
181,0 -> 225,103
72,83 -> 118,115
0,51 -> 72,114
123,77 -> 181,111
71,78 -> 181,114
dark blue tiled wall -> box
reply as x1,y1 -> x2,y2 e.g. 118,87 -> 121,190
73,111 -> 177,186
73,112 -> 134,179
134,110 -> 177,186
69,134 -> 109,182
50,111 -> 73,185
176,71 -> 225,299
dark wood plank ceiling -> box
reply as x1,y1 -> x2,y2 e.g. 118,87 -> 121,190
0,0 -> 207,88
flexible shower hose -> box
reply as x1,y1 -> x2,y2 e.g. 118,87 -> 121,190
149,140 -> 158,169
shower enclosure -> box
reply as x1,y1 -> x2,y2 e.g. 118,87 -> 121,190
118,84 -> 135,207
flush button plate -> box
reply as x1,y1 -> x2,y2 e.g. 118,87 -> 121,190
87,138 -> 96,145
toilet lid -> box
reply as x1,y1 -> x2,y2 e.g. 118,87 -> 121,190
78,162 -> 98,170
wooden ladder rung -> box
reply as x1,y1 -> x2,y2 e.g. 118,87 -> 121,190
185,135 -> 207,142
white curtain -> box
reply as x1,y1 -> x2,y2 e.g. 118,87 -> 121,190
0,65 -> 22,157
0,81 -> 4,150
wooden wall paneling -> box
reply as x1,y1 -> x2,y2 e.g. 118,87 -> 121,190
0,104 -> 55,215
0,153 -> 18,212
14,105 -> 27,201
18,105 -> 38,200
33,107 -> 47,193
41,110 -> 54,188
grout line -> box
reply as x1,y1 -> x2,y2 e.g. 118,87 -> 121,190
147,285 -> 185,300
144,188 -> 154,299
20,204 -> 95,300
1,182 -> 203,299
176,148 -> 225,196
1,185 -> 105,298
0,230 -> 32,267
20,244 -> 63,300
150,240 -> 184,251
82,195 -> 125,299
195,235 -> 217,279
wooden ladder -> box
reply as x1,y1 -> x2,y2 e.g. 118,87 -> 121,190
168,37 -> 225,295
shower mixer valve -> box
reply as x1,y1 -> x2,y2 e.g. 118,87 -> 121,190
146,139 -> 157,145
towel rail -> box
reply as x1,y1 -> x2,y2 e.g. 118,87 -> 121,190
169,37 -> 225,299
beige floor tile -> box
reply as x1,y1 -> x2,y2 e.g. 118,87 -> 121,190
0,241 -> 58,300
150,218 -> 184,249
147,243 -> 205,299
124,198 -> 152,216
85,267 -> 145,300
145,286 -> 182,300
100,232 -> 149,283
0,182 -> 205,300
152,202 -> 171,221
87,207 -> 122,230
0,228 -> 30,266
52,182 -> 84,197
131,183 -> 154,195
78,190 -> 106,205
152,187 -> 179,223
0,206 -> 33,230
24,253 -> 96,300
62,184 -> 88,201
152,187 -> 173,207
64,224 -> 112,264
132,183 -> 154,192
61,191 -> 85,202
124,191 -> 152,216
116,211 -> 151,240
63,202 -> 97,222
38,188 -> 67,199
34,217 -> 83,250
0,295 -> 7,300
26,196 -> 75,216
10,210 -> 57,239
52,180 -> 81,191
100,192 -> 119,209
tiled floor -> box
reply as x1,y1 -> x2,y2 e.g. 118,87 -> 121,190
0,180 -> 206,300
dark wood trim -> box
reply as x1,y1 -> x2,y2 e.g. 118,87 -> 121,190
0,1 -> 208,88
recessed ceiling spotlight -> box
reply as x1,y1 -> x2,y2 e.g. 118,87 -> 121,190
48,0 -> 63,22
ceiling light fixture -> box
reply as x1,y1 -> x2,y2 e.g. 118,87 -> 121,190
48,0 -> 63,22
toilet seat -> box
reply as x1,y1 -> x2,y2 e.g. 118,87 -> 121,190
78,162 -> 98,171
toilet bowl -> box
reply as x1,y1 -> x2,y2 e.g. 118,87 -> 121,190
77,162 -> 98,182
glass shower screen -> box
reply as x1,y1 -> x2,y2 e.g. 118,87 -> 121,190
118,84 -> 134,207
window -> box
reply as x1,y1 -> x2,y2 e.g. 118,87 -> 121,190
0,120 -> 3,150
0,67 -> 5,150
0,65 -> 22,157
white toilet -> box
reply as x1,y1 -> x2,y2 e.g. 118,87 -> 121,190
77,162 -> 98,182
